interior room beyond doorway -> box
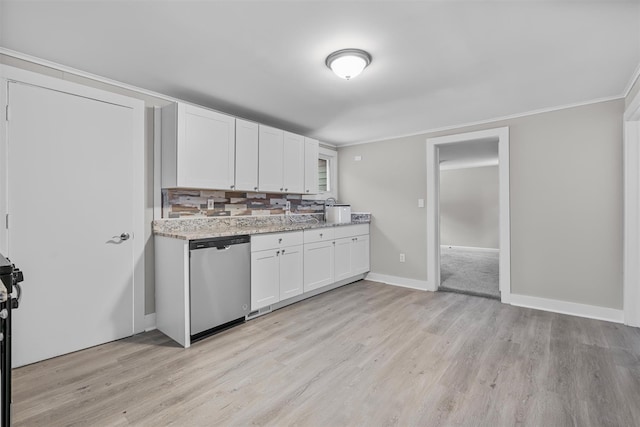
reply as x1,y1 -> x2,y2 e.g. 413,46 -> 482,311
438,145 -> 500,299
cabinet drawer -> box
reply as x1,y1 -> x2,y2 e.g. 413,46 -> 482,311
334,224 -> 369,239
303,228 -> 335,244
251,231 -> 303,252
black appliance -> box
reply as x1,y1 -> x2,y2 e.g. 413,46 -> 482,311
0,253 -> 23,427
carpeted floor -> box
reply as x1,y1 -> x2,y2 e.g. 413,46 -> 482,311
440,246 -> 500,299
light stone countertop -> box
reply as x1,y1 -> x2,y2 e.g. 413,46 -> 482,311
153,213 -> 371,241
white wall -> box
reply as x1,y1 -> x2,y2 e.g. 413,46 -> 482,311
440,166 -> 499,249
339,99 -> 624,310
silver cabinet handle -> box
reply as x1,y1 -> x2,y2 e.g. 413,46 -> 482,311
230,185 -> 235,189
280,187 -> 284,191
279,238 -> 283,243
120,233 -> 130,241
320,233 -> 323,238
276,250 -> 280,256
282,249 -> 285,254
254,187 -> 258,191
285,188 -> 288,191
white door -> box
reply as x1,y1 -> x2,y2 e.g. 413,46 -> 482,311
251,249 -> 280,310
7,81 -> 136,367
279,245 -> 303,300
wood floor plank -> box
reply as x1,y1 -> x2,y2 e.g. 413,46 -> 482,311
12,280 -> 640,426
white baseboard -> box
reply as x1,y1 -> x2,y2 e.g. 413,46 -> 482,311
366,272 -> 431,291
441,245 -> 500,253
509,293 -> 624,324
144,313 -> 157,332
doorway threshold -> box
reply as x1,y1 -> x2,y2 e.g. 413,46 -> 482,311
438,286 -> 500,301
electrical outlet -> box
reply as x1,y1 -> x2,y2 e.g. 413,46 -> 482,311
418,198 -> 425,208
207,199 -> 215,210
400,253 -> 406,263
354,155 -> 362,161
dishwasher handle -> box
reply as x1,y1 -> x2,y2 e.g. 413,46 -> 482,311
216,245 -> 231,251
189,235 -> 250,250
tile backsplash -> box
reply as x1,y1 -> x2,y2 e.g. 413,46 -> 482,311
162,189 -> 326,218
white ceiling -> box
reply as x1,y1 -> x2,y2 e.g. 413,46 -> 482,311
1,1 -> 639,146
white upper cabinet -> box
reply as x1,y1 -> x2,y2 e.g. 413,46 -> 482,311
235,119 -> 259,192
162,103 -> 236,189
258,125 -> 284,192
283,131 -> 305,193
259,127 -> 305,194
304,137 -> 319,195
162,103 -> 315,194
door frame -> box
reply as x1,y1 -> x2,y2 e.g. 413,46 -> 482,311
426,127 -> 511,303
0,64 -> 146,334
624,88 -> 640,327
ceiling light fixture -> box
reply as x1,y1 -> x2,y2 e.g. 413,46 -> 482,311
325,48 -> 372,80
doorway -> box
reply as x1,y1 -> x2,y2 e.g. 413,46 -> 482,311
426,127 -> 511,303
624,88 -> 640,327
438,143 -> 499,299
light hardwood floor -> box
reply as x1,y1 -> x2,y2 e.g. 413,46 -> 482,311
13,280 -> 640,426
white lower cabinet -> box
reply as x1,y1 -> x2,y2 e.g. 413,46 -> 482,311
279,245 -> 304,300
252,225 -> 370,311
334,234 -> 370,281
352,235 -> 370,275
333,237 -> 353,282
251,232 -> 304,310
251,249 -> 280,310
304,241 -> 335,292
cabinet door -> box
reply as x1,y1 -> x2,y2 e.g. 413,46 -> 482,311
334,237 -> 353,282
283,131 -> 305,193
258,125 -> 284,192
279,245 -> 304,301
235,119 -> 259,192
304,241 -> 334,292
251,249 -> 280,310
351,235 -> 370,275
179,104 -> 235,189
304,137 -> 319,195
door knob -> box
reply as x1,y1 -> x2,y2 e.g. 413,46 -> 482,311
120,233 -> 130,241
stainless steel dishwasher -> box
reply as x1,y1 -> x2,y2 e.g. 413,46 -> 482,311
189,235 -> 250,342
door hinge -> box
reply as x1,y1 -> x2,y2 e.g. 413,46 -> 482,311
5,214 -> 8,229
4,105 -> 8,121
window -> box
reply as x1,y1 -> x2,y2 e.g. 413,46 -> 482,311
318,147 -> 338,200
318,158 -> 329,192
